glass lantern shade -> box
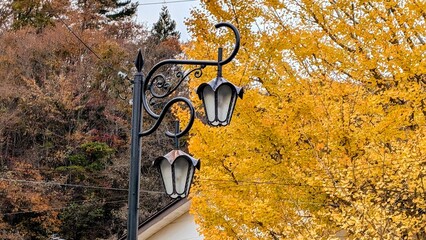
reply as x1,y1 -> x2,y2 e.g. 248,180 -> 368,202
197,77 -> 244,126
153,150 -> 200,199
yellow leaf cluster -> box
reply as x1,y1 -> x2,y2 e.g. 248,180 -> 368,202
183,0 -> 426,239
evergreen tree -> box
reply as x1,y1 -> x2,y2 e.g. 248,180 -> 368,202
151,6 -> 180,42
9,0 -> 68,31
5,0 -> 138,32
76,0 -> 138,30
95,0 -> 138,21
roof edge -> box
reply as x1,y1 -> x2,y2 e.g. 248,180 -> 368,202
119,198 -> 189,240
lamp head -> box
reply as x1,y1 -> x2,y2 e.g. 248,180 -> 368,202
197,77 -> 243,126
154,150 -> 200,198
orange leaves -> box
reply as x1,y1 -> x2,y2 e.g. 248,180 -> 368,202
0,163 -> 63,235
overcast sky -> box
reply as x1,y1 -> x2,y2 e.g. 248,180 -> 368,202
136,0 -> 200,41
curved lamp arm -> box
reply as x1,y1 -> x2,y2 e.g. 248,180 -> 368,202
215,22 -> 240,66
139,97 -> 195,138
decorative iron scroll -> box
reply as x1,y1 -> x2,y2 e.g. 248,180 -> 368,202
148,65 -> 205,99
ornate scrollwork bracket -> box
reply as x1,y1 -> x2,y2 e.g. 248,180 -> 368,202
134,22 -> 241,140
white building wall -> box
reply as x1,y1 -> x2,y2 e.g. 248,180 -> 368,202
144,212 -> 203,240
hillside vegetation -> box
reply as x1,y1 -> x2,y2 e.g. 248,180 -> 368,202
0,1 -> 182,239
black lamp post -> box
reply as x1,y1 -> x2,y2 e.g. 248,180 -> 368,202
126,22 -> 242,240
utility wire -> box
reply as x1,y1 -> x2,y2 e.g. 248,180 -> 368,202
195,156 -> 426,178
197,178 -> 424,195
2,155 -> 425,194
139,0 -> 197,6
0,178 -> 164,194
54,9 -> 133,100
1,173 -> 421,196
57,17 -> 102,61
1,195 -> 126,214
1,175 -> 423,216
0,178 -> 126,191
2,193 -> 423,217
5,154 -> 426,176
1,199 -> 128,217
280,157 -> 426,176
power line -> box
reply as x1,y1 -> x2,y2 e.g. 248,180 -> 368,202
2,164 -> 131,172
1,198 -> 128,217
2,173 -> 421,196
54,7 -> 133,100
284,157 -> 426,177
139,0 -> 197,6
54,0 -> 195,61
1,195 -> 126,214
197,177 -> 425,195
3,190 -> 422,218
191,156 -> 426,189
3,153 -> 425,195
0,178 -> 164,194
3,155 -> 425,195
57,17 -> 102,61
1,174 -> 423,214
8,150 -> 424,175
195,156 -> 426,180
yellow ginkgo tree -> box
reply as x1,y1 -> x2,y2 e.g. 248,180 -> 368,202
184,0 -> 426,239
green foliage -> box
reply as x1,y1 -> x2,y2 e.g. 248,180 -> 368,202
68,153 -> 88,166
80,141 -> 114,162
11,0 -> 52,30
75,0 -> 138,30
7,0 -> 137,32
58,142 -> 114,174
104,0 -> 138,21
56,165 -> 86,173
60,203 -> 105,240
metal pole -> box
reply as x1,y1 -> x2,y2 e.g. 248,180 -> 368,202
127,50 -> 144,240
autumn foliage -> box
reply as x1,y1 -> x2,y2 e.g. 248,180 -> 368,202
185,0 -> 426,239
0,1 -> 182,239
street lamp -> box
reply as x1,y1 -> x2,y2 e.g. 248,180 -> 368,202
197,48 -> 244,126
126,22 -> 242,240
154,149 -> 200,199
197,75 -> 244,126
